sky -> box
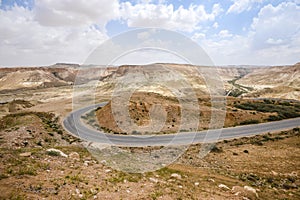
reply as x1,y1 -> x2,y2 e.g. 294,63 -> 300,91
0,0 -> 299,66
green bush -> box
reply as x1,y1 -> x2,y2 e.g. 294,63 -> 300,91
46,150 -> 60,156
210,145 -> 223,153
267,115 -> 283,121
293,127 -> 300,132
235,100 -> 300,120
239,120 -> 260,125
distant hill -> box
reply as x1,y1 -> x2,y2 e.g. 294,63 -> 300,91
236,63 -> 300,100
0,62 -> 299,100
0,64 -> 114,91
49,63 -> 80,68
0,67 -> 76,91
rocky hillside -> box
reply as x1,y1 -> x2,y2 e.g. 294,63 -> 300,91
0,64 -> 115,92
95,91 -> 297,135
237,63 -> 300,88
0,68 -> 73,91
97,62 -> 300,101
217,67 -> 254,81
236,63 -> 300,100
97,64 -> 221,97
1,62 -> 299,100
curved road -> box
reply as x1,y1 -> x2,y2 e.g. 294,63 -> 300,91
63,103 -> 300,147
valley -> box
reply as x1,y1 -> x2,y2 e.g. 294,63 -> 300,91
0,63 -> 299,199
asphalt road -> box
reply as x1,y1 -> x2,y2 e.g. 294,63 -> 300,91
63,103 -> 300,147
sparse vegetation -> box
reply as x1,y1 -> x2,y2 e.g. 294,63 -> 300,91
210,145 -> 223,153
234,100 -> 300,120
81,109 -> 103,131
46,150 -> 61,157
106,171 -> 143,183
1,114 -> 299,199
239,119 -> 260,125
0,64 -> 299,199
228,76 -> 254,97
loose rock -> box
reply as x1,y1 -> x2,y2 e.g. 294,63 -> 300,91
218,184 -> 230,190
171,173 -> 182,179
46,148 -> 68,157
232,185 -> 259,199
20,152 -> 31,157
149,177 -> 159,183
244,185 -> 258,197
69,152 -> 80,161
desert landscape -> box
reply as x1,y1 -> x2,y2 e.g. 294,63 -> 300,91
1,0 -> 300,199
0,63 -> 299,199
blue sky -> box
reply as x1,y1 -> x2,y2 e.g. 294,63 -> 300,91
0,0 -> 299,66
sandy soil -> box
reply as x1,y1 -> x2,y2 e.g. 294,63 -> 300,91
0,111 -> 299,199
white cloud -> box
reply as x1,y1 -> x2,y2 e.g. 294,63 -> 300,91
199,2 -> 300,65
213,22 -> 219,29
0,5 -> 107,66
211,3 -> 224,17
1,1 -> 224,66
137,31 -> 151,40
266,38 -> 284,45
251,2 -> 300,49
248,2 -> 300,64
200,35 -> 251,65
1,1 -> 299,66
0,0 -> 124,66
227,0 -> 263,14
218,30 -> 233,38
34,0 -> 120,29
113,49 -> 186,66
120,2 -> 223,32
192,33 -> 206,41
136,29 -> 158,41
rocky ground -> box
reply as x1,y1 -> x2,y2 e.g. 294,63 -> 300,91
0,63 -> 300,199
95,92 -> 300,135
0,109 -> 299,199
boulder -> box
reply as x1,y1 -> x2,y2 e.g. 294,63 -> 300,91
149,177 -> 159,183
20,152 -> 31,157
232,185 -> 259,199
69,152 -> 80,161
218,184 -> 230,190
46,148 -> 68,157
170,173 -> 182,179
